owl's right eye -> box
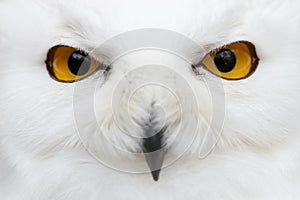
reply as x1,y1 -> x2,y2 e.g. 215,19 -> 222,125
45,45 -> 103,82
201,41 -> 259,80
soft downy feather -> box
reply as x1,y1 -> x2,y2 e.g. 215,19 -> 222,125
0,0 -> 300,199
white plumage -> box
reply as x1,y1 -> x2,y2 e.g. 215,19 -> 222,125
1,0 -> 300,199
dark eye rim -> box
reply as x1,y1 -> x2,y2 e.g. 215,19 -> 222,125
45,45 -> 105,83
197,40 -> 260,81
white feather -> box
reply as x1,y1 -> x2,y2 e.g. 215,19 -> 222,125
0,0 -> 300,199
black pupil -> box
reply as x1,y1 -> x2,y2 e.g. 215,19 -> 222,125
68,51 -> 91,76
214,49 -> 236,73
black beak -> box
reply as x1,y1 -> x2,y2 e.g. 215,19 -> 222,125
143,129 -> 166,181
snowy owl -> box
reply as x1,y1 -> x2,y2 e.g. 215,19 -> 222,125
1,0 -> 300,199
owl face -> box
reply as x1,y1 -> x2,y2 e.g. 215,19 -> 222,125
1,0 -> 300,181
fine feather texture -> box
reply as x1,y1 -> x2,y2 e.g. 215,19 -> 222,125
0,0 -> 300,199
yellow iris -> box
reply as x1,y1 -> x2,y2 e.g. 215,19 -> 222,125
201,41 -> 259,80
46,45 -> 102,82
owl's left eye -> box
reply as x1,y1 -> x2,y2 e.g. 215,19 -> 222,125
45,45 -> 103,82
200,41 -> 259,80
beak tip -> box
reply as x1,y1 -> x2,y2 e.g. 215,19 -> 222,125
143,129 -> 166,182
151,170 -> 161,181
